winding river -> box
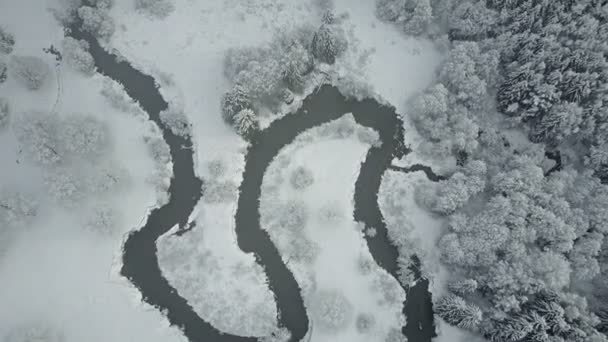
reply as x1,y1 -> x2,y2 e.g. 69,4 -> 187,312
72,23 -> 438,342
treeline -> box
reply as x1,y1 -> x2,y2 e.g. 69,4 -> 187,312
376,0 -> 608,341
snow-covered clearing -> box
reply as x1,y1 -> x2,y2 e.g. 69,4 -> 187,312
0,1 -> 184,341
260,115 -> 404,342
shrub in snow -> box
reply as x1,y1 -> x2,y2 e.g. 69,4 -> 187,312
288,235 -> 319,263
233,108 -> 258,138
203,181 -> 237,204
3,322 -> 64,342
357,254 -> 374,275
311,290 -> 354,332
365,227 -> 377,237
289,166 -> 314,190
260,327 -> 291,342
333,115 -> 357,138
280,43 -> 314,92
135,0 -> 175,18
84,204 -> 118,234
221,85 -> 252,125
9,55 -> 50,90
448,279 -> 478,296
84,0 -> 114,9
318,200 -> 343,223
277,199 -> 308,233
145,136 -> 171,165
160,106 -> 191,137
13,111 -> 62,165
44,168 -> 86,207
0,190 -> 38,229
0,26 -> 15,54
223,46 -> 267,81
87,163 -> 130,194
0,58 -> 6,84
207,159 -> 226,179
357,127 -> 381,147
61,37 -> 95,75
0,97 -> 9,129
376,0 -> 432,36
374,273 -> 400,304
435,294 -> 482,331
78,6 -> 115,40
311,24 -> 347,64
385,328 -> 406,342
355,313 -> 376,333
59,114 -> 110,159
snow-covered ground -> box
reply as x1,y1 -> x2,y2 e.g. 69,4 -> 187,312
0,1 -> 185,341
260,115 -> 405,342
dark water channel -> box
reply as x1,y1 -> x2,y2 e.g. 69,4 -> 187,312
72,22 -> 437,342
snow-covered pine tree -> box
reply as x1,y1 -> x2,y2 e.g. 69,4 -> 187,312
435,294 -> 482,330
0,26 -> 15,54
233,108 -> 258,138
221,85 -> 251,124
311,24 -> 346,64
0,58 -> 7,84
0,97 -> 8,128
448,279 -> 478,296
9,55 -> 50,90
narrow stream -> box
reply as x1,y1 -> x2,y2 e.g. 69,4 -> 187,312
72,21 -> 438,342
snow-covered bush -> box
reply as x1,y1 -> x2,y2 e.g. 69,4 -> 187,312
3,322 -> 64,342
289,166 -> 314,190
221,85 -> 252,124
311,23 -> 347,64
0,58 -> 6,84
84,0 -> 114,9
311,290 -> 354,332
84,204 -> 118,234
355,313 -> 376,333
233,108 -> 258,138
288,235 -> 319,263
135,0 -> 174,18
61,37 -> 95,75
9,55 -> 50,90
78,6 -> 115,40
160,106 -> 191,137
203,181 -> 237,204
277,199 -> 308,233
260,327 -> 291,342
44,167 -> 86,207
0,97 -> 9,128
385,328 -> 406,342
234,59 -> 283,101
435,294 -> 482,330
13,111 -> 62,165
365,227 -> 377,237
0,190 -> 38,229
374,273 -> 401,304
318,200 -> 343,223
145,136 -> 171,165
207,159 -> 226,179
86,163 -> 129,194
357,254 -> 374,275
59,114 -> 110,160
0,26 -> 15,54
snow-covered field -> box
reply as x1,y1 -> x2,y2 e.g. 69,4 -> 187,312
0,1 -> 185,341
260,115 -> 405,342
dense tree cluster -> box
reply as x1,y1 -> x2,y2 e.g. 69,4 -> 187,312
221,19 -> 347,138
159,106 -> 191,137
376,0 -> 433,35
0,58 -> 6,84
61,37 -> 95,75
0,97 -> 9,128
78,1 -> 115,40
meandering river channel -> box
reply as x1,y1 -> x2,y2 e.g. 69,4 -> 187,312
71,24 -> 438,342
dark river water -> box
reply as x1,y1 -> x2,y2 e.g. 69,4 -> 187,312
71,23 -> 437,342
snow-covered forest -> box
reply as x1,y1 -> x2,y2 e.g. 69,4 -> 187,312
1,0 -> 608,342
